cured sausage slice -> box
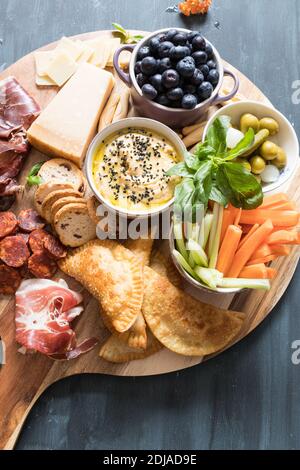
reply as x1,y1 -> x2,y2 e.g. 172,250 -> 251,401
28,229 -> 50,253
18,209 -> 45,232
0,235 -> 30,268
28,250 -> 57,279
44,234 -> 67,260
0,211 -> 18,238
0,264 -> 22,294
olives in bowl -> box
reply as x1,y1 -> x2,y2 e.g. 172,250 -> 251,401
203,101 -> 299,192
113,28 -> 240,127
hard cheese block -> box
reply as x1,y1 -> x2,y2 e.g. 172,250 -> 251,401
28,63 -> 114,167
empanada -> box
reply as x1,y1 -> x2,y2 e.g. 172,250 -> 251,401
150,248 -> 182,288
142,267 -> 245,356
59,240 -> 143,332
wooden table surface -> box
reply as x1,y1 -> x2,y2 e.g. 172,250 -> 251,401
1,0 -> 300,450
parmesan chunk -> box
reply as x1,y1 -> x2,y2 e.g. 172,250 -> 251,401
27,63 -> 115,168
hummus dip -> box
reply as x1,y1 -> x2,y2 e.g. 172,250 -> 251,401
92,127 -> 180,212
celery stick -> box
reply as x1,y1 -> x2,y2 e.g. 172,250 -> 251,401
218,278 -> 271,290
191,223 -> 200,243
201,213 -> 214,249
209,205 -> 224,269
173,249 -> 197,278
186,239 -> 208,267
188,251 -> 196,268
173,218 -> 188,261
194,266 -> 223,290
208,204 -> 219,260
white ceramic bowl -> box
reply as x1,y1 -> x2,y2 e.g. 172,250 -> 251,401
203,101 -> 299,192
85,117 -> 186,218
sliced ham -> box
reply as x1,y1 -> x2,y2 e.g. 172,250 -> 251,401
15,278 -> 98,358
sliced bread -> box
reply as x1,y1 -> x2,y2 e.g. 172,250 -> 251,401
54,203 -> 96,247
34,182 -> 75,216
50,196 -> 87,224
38,158 -> 85,192
41,189 -> 83,222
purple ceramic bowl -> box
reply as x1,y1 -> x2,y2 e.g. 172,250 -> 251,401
114,28 -> 240,128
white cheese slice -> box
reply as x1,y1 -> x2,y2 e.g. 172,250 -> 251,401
35,74 -> 56,87
106,38 -> 121,67
55,36 -> 83,61
45,51 -> 78,87
27,63 -> 115,168
89,40 -> 111,68
34,51 -> 55,76
76,43 -> 94,64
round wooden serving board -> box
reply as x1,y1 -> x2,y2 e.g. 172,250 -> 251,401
0,31 -> 299,450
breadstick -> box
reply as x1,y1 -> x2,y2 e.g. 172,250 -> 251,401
182,124 -> 206,148
98,88 -> 120,131
112,88 -> 130,122
182,121 -> 207,136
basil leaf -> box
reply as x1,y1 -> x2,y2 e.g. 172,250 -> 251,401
184,151 -> 200,170
225,128 -> 255,160
193,142 -> 215,160
26,162 -> 44,187
216,162 -> 263,209
167,162 -> 194,177
131,35 -> 144,43
207,115 -> 231,153
209,182 -> 228,206
193,160 -> 213,207
174,178 -> 195,210
112,22 -> 127,38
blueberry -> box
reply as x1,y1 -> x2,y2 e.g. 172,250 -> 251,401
198,81 -> 214,101
161,69 -> 180,89
167,87 -> 184,102
190,69 -> 204,86
150,74 -> 164,92
141,56 -> 158,75
199,64 -> 209,78
156,94 -> 171,107
207,69 -> 219,86
182,94 -> 198,109
207,60 -> 217,70
149,36 -> 161,53
187,31 -> 199,43
192,34 -> 206,51
158,57 -> 172,73
166,29 -> 178,42
134,61 -> 142,74
192,51 -> 208,67
205,43 -> 214,59
173,32 -> 188,46
158,41 -> 174,58
170,45 -> 190,61
136,73 -> 148,87
183,84 -> 196,94
137,46 -> 151,60
157,33 -> 168,43
176,57 -> 195,78
141,84 -> 158,101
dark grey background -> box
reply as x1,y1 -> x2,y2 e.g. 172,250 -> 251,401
1,0 -> 300,450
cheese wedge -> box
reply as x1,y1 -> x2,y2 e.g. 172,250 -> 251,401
45,51 -> 78,87
27,63 -> 114,168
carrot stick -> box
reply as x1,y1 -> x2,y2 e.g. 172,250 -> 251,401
234,208 -> 242,226
250,243 -> 291,260
269,201 -> 296,211
261,193 -> 289,208
240,210 -> 299,227
227,219 -> 274,277
265,267 -> 278,279
239,263 -> 268,279
247,255 -> 278,266
216,225 -> 242,275
220,209 -> 235,243
239,224 -> 259,250
267,230 -> 300,245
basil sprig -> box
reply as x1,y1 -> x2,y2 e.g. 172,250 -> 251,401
112,23 -> 144,44
167,116 -> 263,212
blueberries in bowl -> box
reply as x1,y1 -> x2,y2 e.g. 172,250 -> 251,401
134,29 -> 219,109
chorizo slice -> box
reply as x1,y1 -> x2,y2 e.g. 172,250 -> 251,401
0,235 -> 30,268
18,209 -> 45,232
44,234 -> 67,260
0,265 -> 22,294
28,229 -> 50,253
28,250 -> 57,279
0,212 -> 18,238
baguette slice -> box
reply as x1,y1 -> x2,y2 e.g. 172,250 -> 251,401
41,189 -> 83,222
34,182 -> 75,216
54,203 -> 96,247
51,196 -> 87,224
38,158 -> 84,192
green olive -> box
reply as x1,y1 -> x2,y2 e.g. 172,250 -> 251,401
240,113 -> 260,134
259,117 -> 279,136
235,158 -> 252,171
259,141 -> 279,160
250,156 -> 266,175
273,147 -> 287,169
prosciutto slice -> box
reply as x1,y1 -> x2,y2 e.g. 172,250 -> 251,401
0,77 -> 40,202
15,278 -> 98,358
